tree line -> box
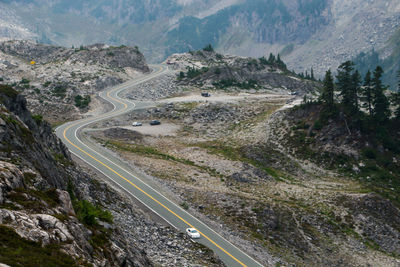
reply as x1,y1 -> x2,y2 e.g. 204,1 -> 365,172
319,61 -> 400,147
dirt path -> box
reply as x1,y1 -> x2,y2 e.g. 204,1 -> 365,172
158,92 -> 293,104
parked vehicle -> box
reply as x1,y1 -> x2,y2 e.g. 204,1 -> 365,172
132,121 -> 142,126
186,228 -> 201,239
149,120 -> 161,125
201,92 -> 211,97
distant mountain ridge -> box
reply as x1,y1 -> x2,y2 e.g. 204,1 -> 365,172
1,0 -> 399,77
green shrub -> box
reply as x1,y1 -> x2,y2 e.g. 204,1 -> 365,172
42,81 -> 51,87
20,78 -> 30,84
180,202 -> 189,210
203,44 -> 214,52
32,114 -> 43,124
362,147 -> 377,159
0,84 -> 18,98
52,85 -> 67,98
313,120 -> 323,131
74,95 -> 91,108
74,200 -> 113,226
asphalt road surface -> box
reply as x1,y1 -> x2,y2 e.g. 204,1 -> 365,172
56,65 -> 264,267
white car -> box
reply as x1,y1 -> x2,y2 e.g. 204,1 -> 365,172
132,121 -> 142,126
186,228 -> 201,239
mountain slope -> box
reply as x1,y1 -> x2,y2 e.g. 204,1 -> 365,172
1,0 -> 399,75
0,40 -> 149,124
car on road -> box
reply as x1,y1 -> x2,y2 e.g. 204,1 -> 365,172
201,92 -> 211,97
132,121 -> 142,126
149,120 -> 161,125
289,91 -> 298,95
186,228 -> 201,239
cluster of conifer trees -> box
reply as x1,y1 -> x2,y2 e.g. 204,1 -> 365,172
320,61 -> 400,124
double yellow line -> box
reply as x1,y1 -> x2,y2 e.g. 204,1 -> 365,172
62,69 -> 248,267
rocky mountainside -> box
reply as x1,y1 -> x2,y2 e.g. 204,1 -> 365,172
82,49 -> 400,266
0,84 -> 151,266
167,48 -> 319,94
0,84 -> 224,266
1,0 -> 399,76
0,40 -> 149,124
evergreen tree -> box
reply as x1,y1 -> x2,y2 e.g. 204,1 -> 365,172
311,68 -> 315,80
352,70 -> 362,111
276,54 -> 287,70
390,70 -> 400,118
336,61 -> 358,115
361,70 -> 373,116
268,53 -> 276,64
371,66 -> 390,123
321,70 -> 334,107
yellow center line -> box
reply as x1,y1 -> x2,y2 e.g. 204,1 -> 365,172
62,68 -> 247,267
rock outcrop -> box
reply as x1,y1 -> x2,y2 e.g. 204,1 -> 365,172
0,85 -> 223,266
0,40 -> 149,124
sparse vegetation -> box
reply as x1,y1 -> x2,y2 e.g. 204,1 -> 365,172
213,79 -> 257,89
32,114 -> 43,124
74,95 -> 91,108
52,84 -> 67,98
74,199 -> 113,226
0,225 -> 81,267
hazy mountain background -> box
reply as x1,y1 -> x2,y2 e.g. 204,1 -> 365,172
1,0 -> 400,89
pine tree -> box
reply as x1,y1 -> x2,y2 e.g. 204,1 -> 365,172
336,61 -> 358,115
371,66 -> 390,123
276,54 -> 286,70
268,53 -> 276,64
311,68 -> 315,80
390,70 -> 400,119
352,70 -> 362,111
362,70 -> 373,116
321,70 -> 334,106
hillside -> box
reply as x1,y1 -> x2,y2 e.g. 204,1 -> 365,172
77,51 -> 400,266
167,48 -> 319,94
0,84 -> 223,266
1,0 -> 399,75
0,40 -> 149,124
353,27 -> 400,91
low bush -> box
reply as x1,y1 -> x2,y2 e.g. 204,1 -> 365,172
74,199 -> 113,226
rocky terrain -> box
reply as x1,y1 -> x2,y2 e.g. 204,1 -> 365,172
167,50 -> 319,94
1,0 -> 400,78
0,84 -> 224,266
0,40 -> 149,124
80,51 -> 400,266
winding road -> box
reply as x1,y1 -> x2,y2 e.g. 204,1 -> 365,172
55,65 -> 264,267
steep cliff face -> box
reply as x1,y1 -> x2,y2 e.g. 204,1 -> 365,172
0,85 -> 154,266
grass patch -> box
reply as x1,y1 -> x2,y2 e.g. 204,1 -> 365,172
196,141 -> 282,179
53,153 -> 73,166
8,188 -> 60,211
32,114 -> 43,124
106,140 -> 222,177
0,225 -> 84,267
0,84 -> 18,99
